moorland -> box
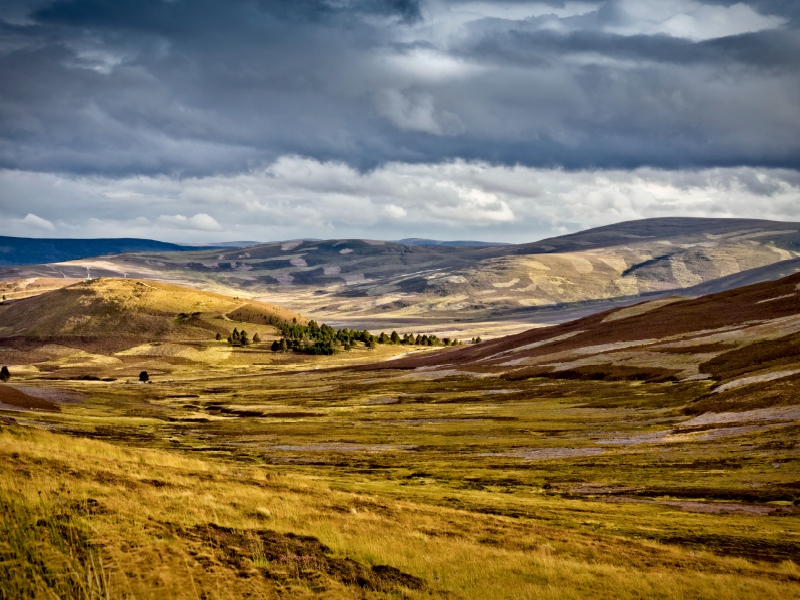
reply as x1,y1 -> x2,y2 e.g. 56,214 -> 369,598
0,251 -> 799,598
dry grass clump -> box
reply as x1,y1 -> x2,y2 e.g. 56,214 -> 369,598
0,487 -> 110,599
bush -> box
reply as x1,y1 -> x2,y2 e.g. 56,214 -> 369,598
139,371 -> 149,383
0,366 -> 9,382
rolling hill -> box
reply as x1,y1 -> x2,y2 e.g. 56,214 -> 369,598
0,278 -> 303,344
374,269 -> 800,413
3,218 -> 800,337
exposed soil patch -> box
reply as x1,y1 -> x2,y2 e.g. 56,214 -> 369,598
480,447 -> 604,460
600,496 -> 799,516
9,386 -> 84,404
270,443 -> 415,453
0,385 -> 60,411
183,523 -> 427,591
655,533 -> 800,563
685,374 -> 800,414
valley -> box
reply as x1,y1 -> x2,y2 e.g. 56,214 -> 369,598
0,257 -> 799,598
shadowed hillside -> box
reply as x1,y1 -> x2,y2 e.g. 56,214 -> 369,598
0,236 -> 226,266
371,270 -> 800,413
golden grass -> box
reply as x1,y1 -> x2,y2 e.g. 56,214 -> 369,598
2,405 -> 799,600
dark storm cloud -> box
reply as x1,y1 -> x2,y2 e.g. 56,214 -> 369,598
0,0 -> 798,176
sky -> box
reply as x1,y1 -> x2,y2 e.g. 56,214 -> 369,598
0,0 -> 799,243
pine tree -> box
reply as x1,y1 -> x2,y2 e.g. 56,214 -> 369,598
253,333 -> 261,344
215,333 -> 222,341
0,366 -> 9,382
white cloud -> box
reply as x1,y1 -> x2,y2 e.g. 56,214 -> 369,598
607,0 -> 787,41
384,204 -> 407,218
156,213 -> 222,231
1,159 -> 799,243
21,213 -> 55,231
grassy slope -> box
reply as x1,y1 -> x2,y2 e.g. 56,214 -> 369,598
0,271 -> 798,598
1,368 -> 799,599
0,277 -> 305,340
380,270 -> 800,403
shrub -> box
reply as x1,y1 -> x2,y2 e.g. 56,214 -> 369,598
139,371 -> 149,383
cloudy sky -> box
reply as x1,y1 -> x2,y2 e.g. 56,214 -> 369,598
1,0 -> 798,243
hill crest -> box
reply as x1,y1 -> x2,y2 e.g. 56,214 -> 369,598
0,278 -> 304,341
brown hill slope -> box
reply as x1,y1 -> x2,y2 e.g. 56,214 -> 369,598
0,278 -> 304,342
371,271 -> 800,411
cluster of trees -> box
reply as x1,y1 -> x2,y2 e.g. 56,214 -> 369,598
471,337 -> 483,344
375,331 -> 460,347
223,328 -> 261,347
270,320 -> 371,355
214,314 -> 466,356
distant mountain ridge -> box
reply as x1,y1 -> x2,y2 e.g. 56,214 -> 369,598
3,218 -> 800,329
396,238 -> 510,247
0,236 -> 223,266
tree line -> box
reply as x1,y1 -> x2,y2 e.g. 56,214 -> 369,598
218,314 -> 473,356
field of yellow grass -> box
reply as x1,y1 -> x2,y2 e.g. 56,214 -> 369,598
1,276 -> 799,598
2,424 -> 798,600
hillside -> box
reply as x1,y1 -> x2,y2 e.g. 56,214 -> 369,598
0,236 -> 222,266
2,218 -> 799,340
0,278 -> 303,342
374,269 -> 800,413
70,217 -> 800,325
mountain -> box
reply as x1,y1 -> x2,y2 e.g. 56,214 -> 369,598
4,218 -> 800,333
375,269 -> 800,413
184,241 -> 262,248
395,238 -> 510,247
0,236 -> 222,266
